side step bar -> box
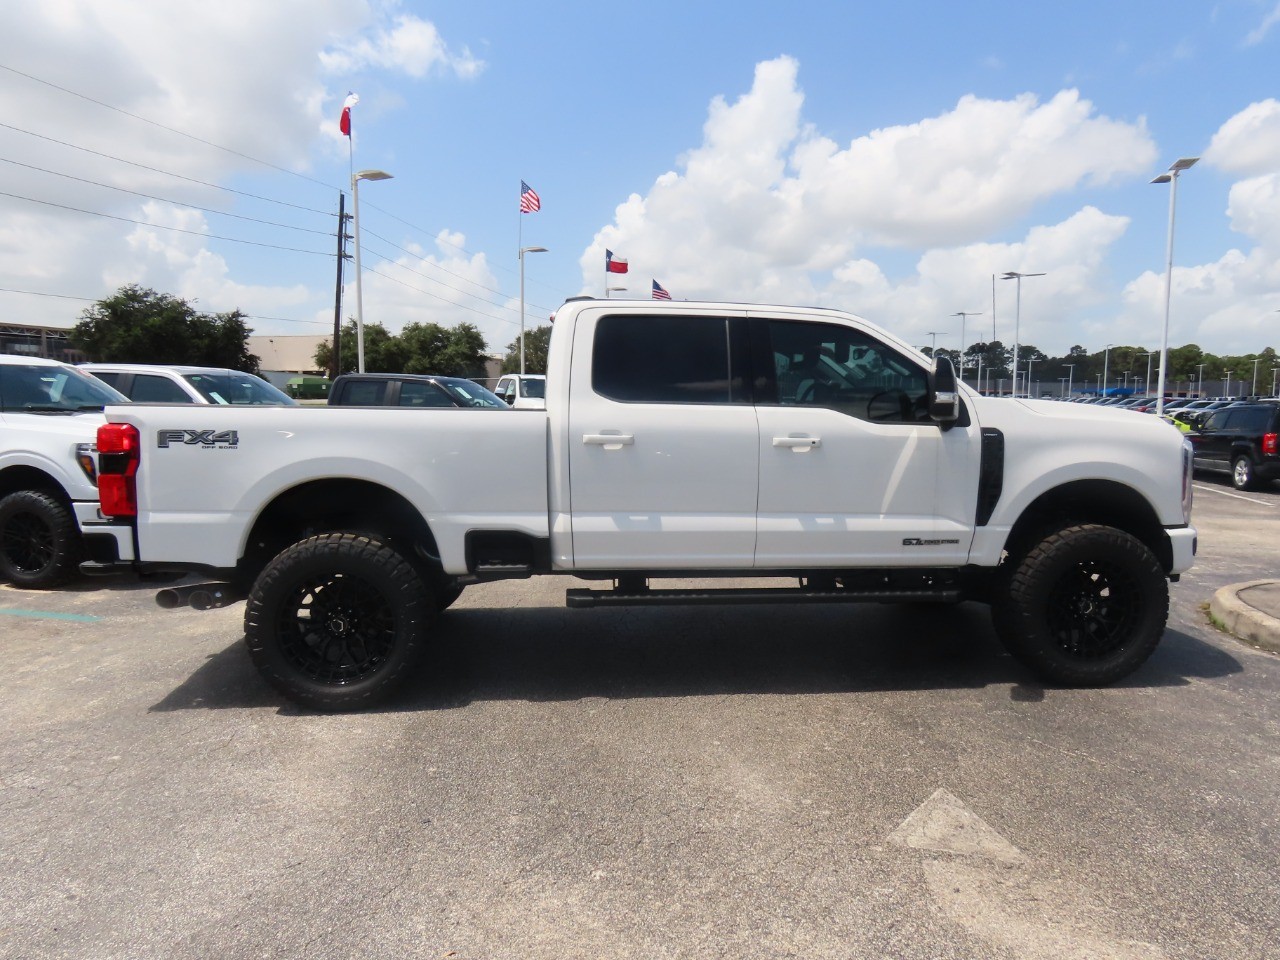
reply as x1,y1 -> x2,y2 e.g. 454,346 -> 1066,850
566,585 -> 962,608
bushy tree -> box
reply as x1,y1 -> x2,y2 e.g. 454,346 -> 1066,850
501,324 -> 552,374
314,320 -> 490,377
72,285 -> 259,371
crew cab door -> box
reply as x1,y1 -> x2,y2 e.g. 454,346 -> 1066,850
749,312 -> 979,567
566,308 -> 758,569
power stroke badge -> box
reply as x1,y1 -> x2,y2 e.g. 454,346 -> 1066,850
903,537 -> 960,546
157,429 -> 240,449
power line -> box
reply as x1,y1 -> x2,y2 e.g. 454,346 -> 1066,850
0,61 -> 336,191
0,121 -> 332,216
0,156 -> 334,236
0,190 -> 332,256
0,287 -> 326,328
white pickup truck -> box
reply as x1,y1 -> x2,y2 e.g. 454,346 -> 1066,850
92,298 -> 1197,710
1,354 -> 135,587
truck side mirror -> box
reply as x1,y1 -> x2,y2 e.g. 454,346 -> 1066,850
929,356 -> 959,426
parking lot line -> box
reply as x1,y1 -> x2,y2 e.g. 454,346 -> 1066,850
0,608 -> 102,622
1192,483 -> 1276,507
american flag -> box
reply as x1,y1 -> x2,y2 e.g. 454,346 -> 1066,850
520,181 -> 541,213
652,280 -> 671,300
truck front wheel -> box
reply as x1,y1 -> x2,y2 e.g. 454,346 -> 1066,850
992,524 -> 1168,686
0,490 -> 83,589
244,534 -> 434,711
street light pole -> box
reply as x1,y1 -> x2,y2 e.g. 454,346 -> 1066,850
1001,272 -> 1045,398
1251,356 -> 1263,398
1196,362 -> 1207,397
1102,344 -> 1113,399
518,246 -> 548,375
1140,351 -> 1155,396
1151,156 -> 1198,415
951,312 -> 981,383
351,168 -> 394,373
926,331 -> 944,355
1064,362 -> 1075,398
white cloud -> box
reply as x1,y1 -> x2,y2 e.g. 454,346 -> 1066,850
1244,1 -> 1280,45
580,57 -> 1153,353
320,12 -> 485,79
1204,99 -> 1280,176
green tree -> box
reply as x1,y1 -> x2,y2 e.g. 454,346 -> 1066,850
72,285 -> 259,371
501,324 -> 553,374
314,320 -> 490,377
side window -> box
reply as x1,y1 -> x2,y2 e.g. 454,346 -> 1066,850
495,379 -> 514,403
767,319 -> 929,423
89,371 -> 121,388
340,381 -> 388,406
1204,411 -> 1228,431
398,381 -> 452,407
592,314 -> 746,404
130,374 -> 191,403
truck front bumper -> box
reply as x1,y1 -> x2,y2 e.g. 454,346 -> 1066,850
1166,525 -> 1197,576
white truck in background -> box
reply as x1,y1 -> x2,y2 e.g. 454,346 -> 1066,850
0,355 -> 134,587
91,298 -> 1197,710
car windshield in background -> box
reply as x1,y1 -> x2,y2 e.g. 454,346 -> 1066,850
182,372 -> 297,405
521,378 -> 547,399
438,379 -> 506,408
0,364 -> 127,413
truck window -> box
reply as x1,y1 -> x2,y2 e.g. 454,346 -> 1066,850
398,382 -> 453,407
130,374 -> 191,403
592,314 -> 747,404
767,319 -> 929,423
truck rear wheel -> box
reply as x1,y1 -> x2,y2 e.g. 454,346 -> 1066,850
244,534 -> 434,711
0,490 -> 83,589
992,523 -> 1168,686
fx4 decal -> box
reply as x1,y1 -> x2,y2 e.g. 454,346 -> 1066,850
157,429 -> 240,449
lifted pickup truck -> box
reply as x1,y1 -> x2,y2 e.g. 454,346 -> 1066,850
93,299 -> 1196,710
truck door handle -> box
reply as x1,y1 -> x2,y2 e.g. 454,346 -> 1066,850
583,433 -> 634,447
773,436 -> 821,450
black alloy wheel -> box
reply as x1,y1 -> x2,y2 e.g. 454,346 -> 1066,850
0,490 -> 83,589
244,534 -> 434,711
992,523 -> 1168,686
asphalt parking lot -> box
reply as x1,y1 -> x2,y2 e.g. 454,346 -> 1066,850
2,479 -> 1278,960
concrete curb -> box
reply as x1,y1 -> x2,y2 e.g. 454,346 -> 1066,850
1209,580 -> 1280,655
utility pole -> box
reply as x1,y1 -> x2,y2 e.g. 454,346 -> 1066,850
330,191 -> 349,380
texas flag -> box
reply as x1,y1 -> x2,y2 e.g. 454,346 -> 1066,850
339,93 -> 359,136
605,249 -> 628,274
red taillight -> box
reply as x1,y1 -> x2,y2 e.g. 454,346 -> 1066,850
1265,433 -> 1278,457
96,422 -> 140,518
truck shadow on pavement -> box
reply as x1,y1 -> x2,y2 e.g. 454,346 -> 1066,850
150,599 -> 1243,714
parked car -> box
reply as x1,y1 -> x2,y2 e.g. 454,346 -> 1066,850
80,364 -> 297,405
493,373 -> 547,409
1188,402 -> 1280,490
328,373 -> 507,408
0,355 -> 134,587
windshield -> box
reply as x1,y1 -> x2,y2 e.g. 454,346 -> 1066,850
182,372 -> 297,405
438,379 -> 506,408
520,377 -> 546,399
0,363 -> 128,413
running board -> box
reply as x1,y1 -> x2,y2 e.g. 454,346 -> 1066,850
565,585 -> 962,608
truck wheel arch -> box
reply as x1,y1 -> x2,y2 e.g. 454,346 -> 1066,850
1002,479 -> 1171,574
237,478 -> 442,589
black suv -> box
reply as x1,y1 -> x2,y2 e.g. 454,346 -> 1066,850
328,373 -> 507,409
1188,402 -> 1280,490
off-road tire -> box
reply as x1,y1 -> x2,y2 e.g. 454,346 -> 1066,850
244,534 -> 434,711
1232,456 -> 1257,491
992,523 -> 1168,686
0,490 -> 83,589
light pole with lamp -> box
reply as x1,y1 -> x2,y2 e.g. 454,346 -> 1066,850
518,246 -> 548,375
1101,344 -> 1113,399
1140,351 -> 1155,396
1026,357 -> 1037,398
1251,356 -> 1263,398
1273,367 -> 1280,397
1001,271 -> 1045,398
1196,362 -> 1207,397
925,331 -> 944,355
1151,157 -> 1198,415
351,168 -> 393,373
606,286 -> 627,298
1064,362 -> 1075,398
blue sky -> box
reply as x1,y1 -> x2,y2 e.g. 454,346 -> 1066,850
2,0 -> 1278,360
